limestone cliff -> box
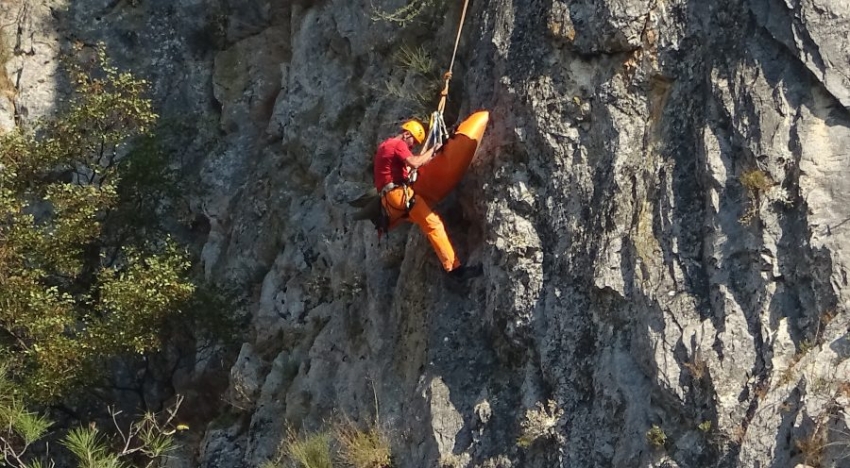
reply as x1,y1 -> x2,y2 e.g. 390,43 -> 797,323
3,0 -> 850,466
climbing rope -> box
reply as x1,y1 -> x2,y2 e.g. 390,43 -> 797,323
437,0 -> 470,114
420,0 -> 471,155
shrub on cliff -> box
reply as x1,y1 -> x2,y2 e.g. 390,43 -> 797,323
0,364 -> 187,468
0,44 -> 199,403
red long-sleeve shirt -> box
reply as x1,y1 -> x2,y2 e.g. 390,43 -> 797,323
373,137 -> 413,191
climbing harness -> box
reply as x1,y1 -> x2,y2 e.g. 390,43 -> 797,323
381,182 -> 416,212
380,182 -> 400,196
377,182 -> 415,240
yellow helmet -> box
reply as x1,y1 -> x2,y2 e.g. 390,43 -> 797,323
401,120 -> 426,145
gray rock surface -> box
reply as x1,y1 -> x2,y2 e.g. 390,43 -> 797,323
5,0 -> 850,466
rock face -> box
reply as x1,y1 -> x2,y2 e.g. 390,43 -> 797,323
5,0 -> 850,466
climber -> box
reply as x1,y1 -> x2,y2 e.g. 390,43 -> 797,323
373,119 -> 482,281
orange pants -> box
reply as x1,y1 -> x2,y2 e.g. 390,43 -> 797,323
383,187 -> 460,272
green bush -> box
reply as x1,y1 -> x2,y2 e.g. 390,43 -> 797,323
646,425 -> 667,448
380,45 -> 440,121
0,44 -> 198,403
0,364 -> 186,468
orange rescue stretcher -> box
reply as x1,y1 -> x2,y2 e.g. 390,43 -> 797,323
413,110 -> 489,204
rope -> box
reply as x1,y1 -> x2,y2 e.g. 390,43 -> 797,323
436,0 -> 471,114
415,0 -> 471,162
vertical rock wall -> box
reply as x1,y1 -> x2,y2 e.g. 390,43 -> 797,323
3,0 -> 850,466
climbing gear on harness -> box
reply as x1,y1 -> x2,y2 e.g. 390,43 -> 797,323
381,183 -> 415,211
401,120 -> 426,144
376,184 -> 416,240
422,109 -> 449,154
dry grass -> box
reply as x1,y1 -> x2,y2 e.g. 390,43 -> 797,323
740,169 -> 772,194
335,420 -> 391,468
777,365 -> 798,387
820,309 -> 837,327
682,352 -> 707,380
795,424 -> 827,467
439,453 -> 470,468
517,400 -> 564,448
738,169 -> 773,225
370,0 -> 438,25
262,420 -> 391,468
753,380 -> 770,400
276,428 -> 334,468
775,339 -> 816,387
729,423 -> 747,444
